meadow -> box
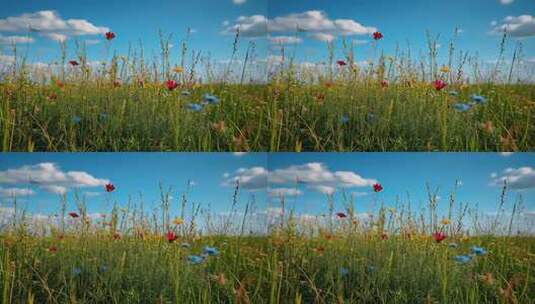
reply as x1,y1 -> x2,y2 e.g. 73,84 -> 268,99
1,31 -> 534,152
1,182 -> 534,303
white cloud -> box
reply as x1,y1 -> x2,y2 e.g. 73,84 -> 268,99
0,187 -> 35,197
490,15 -> 535,37
268,187 -> 303,197
223,10 -> 376,42
499,0 -> 514,4
310,185 -> 336,195
232,152 -> 248,156
490,167 -> 535,190
0,162 -> 109,194
500,152 -> 514,157
233,0 -> 247,4
0,34 -> 34,44
222,166 -> 268,190
0,10 -> 109,42
268,35 -> 303,44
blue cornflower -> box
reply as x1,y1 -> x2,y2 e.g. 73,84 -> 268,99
470,94 -> 487,104
202,246 -> 219,256
72,267 -> 82,276
448,243 -> 459,249
186,103 -> 203,112
470,246 -> 487,256
340,115 -> 350,124
339,267 -> 350,277
180,242 -> 191,249
454,255 -> 472,264
181,90 -> 191,96
367,113 -> 376,122
453,103 -> 472,112
99,265 -> 109,273
71,115 -> 82,124
187,255 -> 205,265
203,94 -> 220,105
367,265 -> 376,272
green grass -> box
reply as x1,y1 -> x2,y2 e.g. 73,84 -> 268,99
1,81 -> 534,151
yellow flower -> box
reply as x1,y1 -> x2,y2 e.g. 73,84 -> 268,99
440,66 -> 450,73
441,218 -> 451,225
173,66 -> 184,73
173,217 -> 184,225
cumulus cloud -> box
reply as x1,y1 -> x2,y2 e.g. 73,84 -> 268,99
490,15 -> 535,37
490,167 -> 535,190
499,152 -> 514,157
223,10 -> 376,42
223,162 -> 377,195
0,162 -> 109,195
232,152 -> 248,156
499,0 -> 514,4
0,10 -> 109,42
233,0 -> 247,4
221,166 -> 268,190
268,35 -> 303,44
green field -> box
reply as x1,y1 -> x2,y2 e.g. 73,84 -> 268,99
1,184 -> 534,303
1,33 -> 534,152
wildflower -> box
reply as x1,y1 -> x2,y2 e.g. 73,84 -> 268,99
68,212 -> 79,218
453,103 -> 472,112
99,265 -> 109,273
441,218 -> 451,225
166,231 -> 177,243
165,80 -> 179,91
187,255 -> 205,265
105,31 -> 116,41
48,92 -> 58,100
173,66 -> 184,73
69,60 -> 79,66
212,121 -> 226,133
380,80 -> 389,88
186,103 -> 203,112
203,246 -> 219,256
470,94 -> 487,104
440,66 -> 450,73
339,267 -> 350,277
478,272 -> 495,285
367,265 -> 376,272
470,246 -> 487,256
448,242 -> 459,248
340,115 -> 350,124
432,232 -> 447,243
454,255 -> 472,264
380,232 -> 388,240
433,80 -> 447,91
210,273 -> 227,286
336,60 -> 347,66
105,183 -> 115,192
180,242 -> 191,249
202,94 -> 220,105
480,121 -> 494,134
113,80 -> 121,88
448,90 -> 459,96
48,245 -> 58,253
112,232 -> 121,240
72,267 -> 82,276
71,115 -> 82,124
181,90 -> 191,96
373,183 -> 383,193
173,217 -> 184,225
314,93 -> 325,102
312,246 -> 325,254
372,31 -> 383,40
336,212 -> 347,219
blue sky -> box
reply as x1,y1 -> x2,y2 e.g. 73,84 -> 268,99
0,0 -> 533,66
0,153 -> 533,219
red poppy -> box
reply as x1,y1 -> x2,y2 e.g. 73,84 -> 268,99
105,31 -> 116,41
113,80 -> 121,88
373,31 -> 383,40
68,212 -> 79,218
336,212 -> 347,219
69,60 -> 79,66
432,232 -> 447,243
433,80 -> 447,91
165,80 -> 178,91
336,60 -> 347,67
166,231 -> 177,243
112,232 -> 121,240
373,183 -> 383,193
380,232 -> 388,240
380,80 -> 389,88
48,245 -> 58,253
105,183 -> 115,192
